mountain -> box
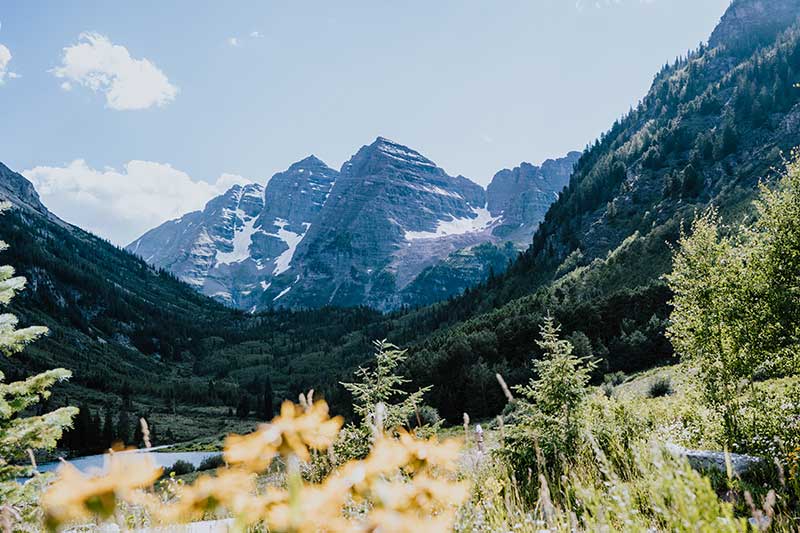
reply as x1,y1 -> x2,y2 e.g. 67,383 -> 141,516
4,0 -> 796,438
385,0 -> 800,421
0,162 -> 55,221
487,152 -> 580,243
270,137 -> 496,310
128,157 -> 338,311
0,161 -> 386,444
129,138 -> 576,312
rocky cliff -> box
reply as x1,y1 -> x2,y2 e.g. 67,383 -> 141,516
128,137 -> 575,311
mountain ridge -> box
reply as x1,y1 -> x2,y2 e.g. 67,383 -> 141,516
128,137 -> 578,311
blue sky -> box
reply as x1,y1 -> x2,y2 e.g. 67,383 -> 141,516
0,0 -> 731,244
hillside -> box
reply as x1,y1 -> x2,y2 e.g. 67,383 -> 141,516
0,164 -> 389,445
390,0 -> 800,421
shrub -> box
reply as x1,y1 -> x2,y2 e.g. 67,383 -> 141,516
197,454 -> 225,471
604,371 -> 627,386
648,376 -> 673,398
165,459 -> 195,477
407,405 -> 441,428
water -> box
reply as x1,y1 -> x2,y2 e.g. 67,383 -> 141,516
35,447 -> 221,475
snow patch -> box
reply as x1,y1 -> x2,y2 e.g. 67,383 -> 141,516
212,291 -> 232,302
273,286 -> 292,301
404,207 -> 499,241
269,219 -> 311,275
407,183 -> 463,199
216,212 -> 258,265
260,280 -> 271,291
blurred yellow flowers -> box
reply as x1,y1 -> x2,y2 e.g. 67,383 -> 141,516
41,400 -> 468,532
224,400 -> 344,468
41,452 -> 161,530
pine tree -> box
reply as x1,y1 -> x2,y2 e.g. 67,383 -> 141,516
263,377 -> 274,419
342,340 -> 432,432
0,204 -> 77,528
116,408 -> 130,445
236,394 -> 250,419
102,407 -> 113,449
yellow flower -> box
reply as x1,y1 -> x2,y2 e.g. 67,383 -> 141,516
366,509 -> 457,533
397,431 -> 462,473
41,453 -> 161,531
157,468 -> 259,523
225,400 -> 343,469
263,482 -> 353,533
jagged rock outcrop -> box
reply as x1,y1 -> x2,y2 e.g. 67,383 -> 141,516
264,138 -> 497,310
487,152 -> 580,243
128,156 -> 339,310
129,138 -> 575,311
709,0 -> 800,51
0,162 -> 56,221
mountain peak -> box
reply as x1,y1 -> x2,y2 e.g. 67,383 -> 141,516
709,0 -> 800,51
366,137 -> 436,168
289,154 -> 328,169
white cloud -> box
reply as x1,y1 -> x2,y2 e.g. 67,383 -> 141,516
227,37 -> 241,47
249,31 -> 263,38
23,160 -> 255,245
52,32 -> 178,110
0,44 -> 19,83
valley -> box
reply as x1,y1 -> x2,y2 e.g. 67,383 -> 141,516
3,0 -> 800,530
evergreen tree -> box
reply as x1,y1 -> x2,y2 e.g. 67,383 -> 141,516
236,394 -> 250,419
263,377 -> 274,419
680,164 -> 702,198
132,415 -> 143,447
116,408 -> 130,445
102,407 -> 114,449
0,208 -> 77,527
342,340 -> 431,432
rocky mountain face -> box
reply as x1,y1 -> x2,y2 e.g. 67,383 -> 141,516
128,138 -> 575,312
487,152 -> 580,243
128,157 -> 338,310
709,0 -> 800,51
0,162 -> 54,221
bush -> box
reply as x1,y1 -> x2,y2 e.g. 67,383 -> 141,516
197,454 -> 225,471
165,459 -> 195,477
648,376 -> 673,398
604,371 -> 627,386
407,405 -> 441,428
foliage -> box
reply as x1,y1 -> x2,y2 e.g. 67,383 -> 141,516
648,375 -> 673,398
666,153 -> 800,442
164,460 -> 195,477
0,209 -> 77,531
336,340 -> 438,464
41,399 -> 468,532
197,454 -> 225,472
502,317 -> 596,492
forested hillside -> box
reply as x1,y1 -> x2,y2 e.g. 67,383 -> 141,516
391,0 -> 800,420
0,190 -> 388,447
4,0 -> 799,445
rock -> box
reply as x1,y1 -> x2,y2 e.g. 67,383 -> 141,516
666,443 -> 763,476
487,152 -> 580,244
127,137 -> 575,312
709,0 -> 800,52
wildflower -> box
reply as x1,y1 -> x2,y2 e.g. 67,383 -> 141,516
156,468 -> 259,523
41,453 -> 161,530
224,400 -> 343,469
